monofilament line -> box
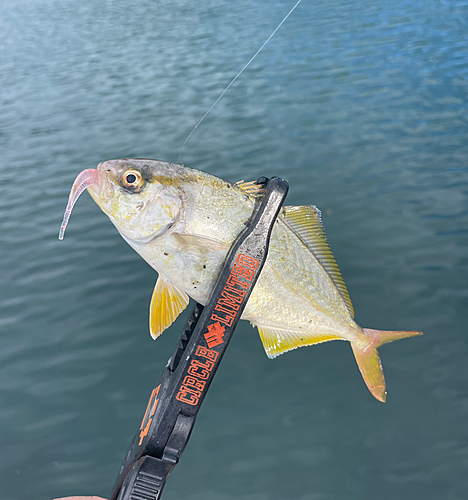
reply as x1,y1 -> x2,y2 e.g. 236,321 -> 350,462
177,0 -> 302,162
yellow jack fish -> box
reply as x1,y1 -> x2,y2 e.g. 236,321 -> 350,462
59,159 -> 422,402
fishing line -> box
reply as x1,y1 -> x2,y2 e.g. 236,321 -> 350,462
177,0 -> 303,162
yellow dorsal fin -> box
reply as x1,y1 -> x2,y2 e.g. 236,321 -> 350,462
281,205 -> 354,318
149,275 -> 189,339
256,324 -> 341,359
235,179 -> 267,199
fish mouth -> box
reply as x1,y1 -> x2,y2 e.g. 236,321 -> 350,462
58,166 -> 107,240
87,162 -> 115,209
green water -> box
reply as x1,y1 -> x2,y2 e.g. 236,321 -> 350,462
1,0 -> 467,499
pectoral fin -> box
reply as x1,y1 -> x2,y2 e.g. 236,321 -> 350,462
172,233 -> 229,252
149,275 -> 189,339
256,324 -> 341,359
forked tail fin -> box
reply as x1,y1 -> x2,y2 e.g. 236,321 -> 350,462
351,328 -> 422,402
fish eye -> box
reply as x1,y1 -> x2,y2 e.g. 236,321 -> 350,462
122,170 -> 143,189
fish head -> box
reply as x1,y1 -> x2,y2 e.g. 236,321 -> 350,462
60,158 -> 185,244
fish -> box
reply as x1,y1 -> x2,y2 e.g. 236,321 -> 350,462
59,158 -> 422,402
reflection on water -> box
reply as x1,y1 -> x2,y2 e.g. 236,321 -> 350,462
0,0 -> 467,499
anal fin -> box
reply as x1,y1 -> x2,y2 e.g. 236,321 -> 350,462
150,275 -> 189,339
256,324 -> 341,359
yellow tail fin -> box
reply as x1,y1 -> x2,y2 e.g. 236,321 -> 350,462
351,328 -> 422,402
